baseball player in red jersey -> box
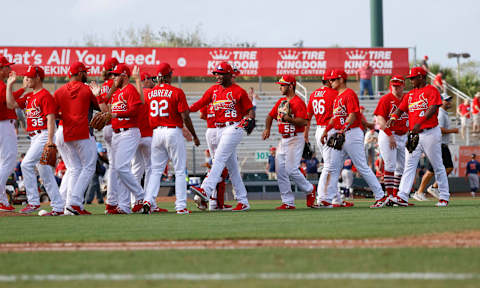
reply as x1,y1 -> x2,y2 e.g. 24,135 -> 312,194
99,63 -> 144,214
142,62 -> 200,214
305,70 -> 353,208
54,62 -> 98,215
196,102 -> 233,211
262,75 -> 314,209
190,61 -> 255,212
320,69 -> 387,208
374,76 -> 408,198
388,67 -> 450,207
6,66 -> 65,215
0,56 -> 26,212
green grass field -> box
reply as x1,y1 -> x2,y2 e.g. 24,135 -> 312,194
1,198 -> 479,287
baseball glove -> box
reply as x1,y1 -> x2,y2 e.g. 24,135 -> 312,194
277,100 -> 291,121
39,144 -> 58,167
302,141 -> 313,160
90,112 -> 112,131
326,132 -> 345,150
406,131 -> 419,153
237,117 -> 256,135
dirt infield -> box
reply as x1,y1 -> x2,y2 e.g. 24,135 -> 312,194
0,231 -> 479,252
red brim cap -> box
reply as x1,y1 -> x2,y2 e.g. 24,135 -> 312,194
276,75 -> 296,85
0,56 -> 14,67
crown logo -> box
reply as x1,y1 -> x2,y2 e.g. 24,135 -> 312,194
209,50 -> 232,60
278,50 -> 300,60
346,49 -> 368,60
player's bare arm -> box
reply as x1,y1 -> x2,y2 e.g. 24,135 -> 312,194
441,127 -> 459,134
46,114 -> 56,146
304,112 -> 313,143
376,115 -> 397,149
5,72 -> 21,109
321,118 -> 335,144
282,113 -> 307,126
386,108 -> 402,127
181,111 -> 200,146
412,105 -> 439,133
132,66 -> 145,104
263,114 -> 274,140
341,112 -> 357,132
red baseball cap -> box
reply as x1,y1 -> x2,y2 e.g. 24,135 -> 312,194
323,69 -> 332,81
327,69 -> 347,80
360,105 -> 365,110
424,55 -> 429,60
140,72 -> 152,81
233,67 -> 241,76
390,75 -> 405,86
270,147 -> 276,151
156,62 -> 173,76
23,65 -> 45,81
212,61 -> 234,74
406,67 -> 427,78
104,57 -> 119,71
277,75 -> 296,86
0,56 -> 14,67
110,63 -> 131,77
68,61 -> 89,77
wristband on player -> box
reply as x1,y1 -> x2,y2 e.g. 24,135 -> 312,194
342,122 -> 351,132
383,127 -> 393,136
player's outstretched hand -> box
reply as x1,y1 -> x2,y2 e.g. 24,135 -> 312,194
388,135 -> 397,150
193,136 -> 200,147
132,66 -> 140,81
89,81 -> 100,96
304,133 -> 309,143
412,123 -> 421,134
321,131 -> 328,144
262,129 -> 270,140
7,71 -> 16,86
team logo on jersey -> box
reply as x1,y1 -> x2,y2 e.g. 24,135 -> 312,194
25,98 -> 41,118
112,93 -> 127,112
389,103 -> 408,120
212,90 -> 236,111
313,89 -> 326,98
408,93 -> 428,112
333,98 -> 347,117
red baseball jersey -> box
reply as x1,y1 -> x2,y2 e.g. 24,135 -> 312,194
98,79 -> 113,104
0,82 -> 25,121
399,84 -> 442,130
54,81 -> 98,142
145,83 -> 189,128
307,86 -> 337,126
200,103 -> 216,128
458,103 -> 471,118
189,84 -> 252,123
269,95 -> 307,134
16,89 -> 57,132
332,88 -> 362,130
137,103 -> 153,137
472,97 -> 480,114
110,84 -> 142,129
374,93 -> 409,134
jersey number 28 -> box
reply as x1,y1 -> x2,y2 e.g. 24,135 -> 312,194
150,99 -> 169,117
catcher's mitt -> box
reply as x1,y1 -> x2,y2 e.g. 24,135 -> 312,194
326,132 -> 345,150
90,112 -> 112,131
237,118 -> 256,135
406,131 -> 419,153
302,141 -> 313,160
277,100 -> 291,121
39,144 -> 57,167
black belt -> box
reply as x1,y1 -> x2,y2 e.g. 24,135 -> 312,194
393,131 -> 407,136
418,126 -> 435,133
113,128 -> 129,133
216,122 -> 236,128
28,130 -> 45,137
281,133 -> 298,138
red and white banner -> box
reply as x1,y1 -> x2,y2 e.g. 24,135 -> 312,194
0,47 -> 409,77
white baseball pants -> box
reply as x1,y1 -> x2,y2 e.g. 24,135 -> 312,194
145,127 -> 187,211
0,120 -> 17,206
378,130 -> 406,174
201,125 -> 249,205
104,125 -> 120,206
323,128 -> 384,202
398,126 -> 449,201
205,127 -> 222,206
276,134 -> 314,206
131,136 -> 151,205
341,169 -> 354,188
63,136 -> 97,209
111,128 -> 143,213
315,126 -> 343,203
55,126 -> 70,202
21,130 -> 64,211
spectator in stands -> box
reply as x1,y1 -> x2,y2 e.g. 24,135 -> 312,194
433,72 -> 445,93
356,63 -> 374,99
54,157 -> 66,185
364,128 -> 378,171
85,143 -> 108,204
266,147 -> 276,180
305,152 -> 320,180
15,108 -> 26,132
15,153 -> 25,180
472,92 -> 480,133
248,87 -> 260,111
466,154 -> 480,197
457,98 -> 471,140
421,55 -> 429,72
341,159 -> 354,199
